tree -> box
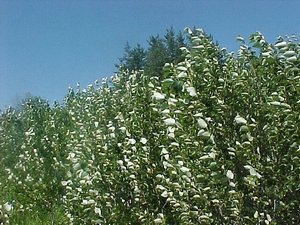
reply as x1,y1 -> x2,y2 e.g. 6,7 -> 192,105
10,92 -> 34,112
3,27 -> 300,224
164,26 -> 186,64
116,27 -> 187,79
117,42 -> 146,72
144,35 -> 168,78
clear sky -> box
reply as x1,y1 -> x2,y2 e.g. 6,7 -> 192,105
1,0 -> 299,110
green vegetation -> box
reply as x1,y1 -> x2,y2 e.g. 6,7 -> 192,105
1,27 -> 300,224
117,26 -> 186,78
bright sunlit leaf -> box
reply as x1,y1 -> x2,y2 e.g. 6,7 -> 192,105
226,170 -> 234,179
152,91 -> 166,100
186,86 -> 197,96
234,115 -> 247,124
197,118 -> 207,128
274,41 -> 287,48
164,118 -> 176,126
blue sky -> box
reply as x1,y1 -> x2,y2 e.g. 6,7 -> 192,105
1,0 -> 299,110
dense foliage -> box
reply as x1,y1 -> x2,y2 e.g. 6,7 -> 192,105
1,28 -> 299,224
117,27 -> 186,78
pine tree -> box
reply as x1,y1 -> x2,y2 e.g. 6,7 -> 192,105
144,35 -> 168,78
117,42 -> 146,72
164,26 -> 185,64
116,27 -> 187,79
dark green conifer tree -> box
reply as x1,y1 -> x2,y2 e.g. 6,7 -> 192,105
116,27 -> 187,79
117,42 -> 146,72
144,35 -> 168,78
164,26 -> 186,64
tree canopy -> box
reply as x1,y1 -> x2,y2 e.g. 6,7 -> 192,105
1,27 -> 300,224
117,27 -> 187,79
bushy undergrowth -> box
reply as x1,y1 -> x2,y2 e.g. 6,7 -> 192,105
1,28 -> 300,224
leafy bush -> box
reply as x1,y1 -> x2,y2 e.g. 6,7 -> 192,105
0,28 -> 299,224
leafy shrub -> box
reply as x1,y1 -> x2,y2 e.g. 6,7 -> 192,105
0,28 -> 299,224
